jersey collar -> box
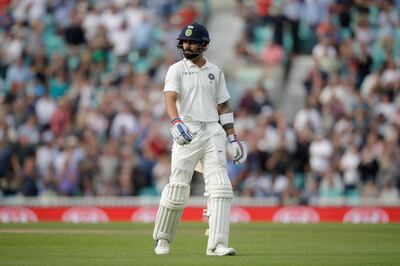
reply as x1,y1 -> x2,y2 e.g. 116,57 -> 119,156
202,57 -> 211,69
183,57 -> 210,69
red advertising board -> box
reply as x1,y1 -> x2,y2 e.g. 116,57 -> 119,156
1,206 -> 399,224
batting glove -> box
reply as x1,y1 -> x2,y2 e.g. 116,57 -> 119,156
170,118 -> 193,146
228,135 -> 248,164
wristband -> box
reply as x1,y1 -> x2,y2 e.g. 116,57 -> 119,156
219,112 -> 234,126
228,134 -> 237,143
170,118 -> 183,126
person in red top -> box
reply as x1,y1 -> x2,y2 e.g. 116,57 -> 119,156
50,99 -> 71,137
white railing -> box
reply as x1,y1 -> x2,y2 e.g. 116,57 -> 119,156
0,196 -> 399,207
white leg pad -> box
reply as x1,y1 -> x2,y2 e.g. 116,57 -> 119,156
153,183 -> 190,242
204,170 -> 233,252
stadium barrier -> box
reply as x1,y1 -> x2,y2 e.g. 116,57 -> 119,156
0,196 -> 399,224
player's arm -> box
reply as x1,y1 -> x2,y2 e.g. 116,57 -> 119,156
217,100 -> 235,136
164,91 -> 179,119
218,101 -> 247,164
165,91 -> 192,145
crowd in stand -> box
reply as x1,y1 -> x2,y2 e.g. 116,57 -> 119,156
234,0 -> 399,204
0,0 -> 206,197
0,0 -> 399,205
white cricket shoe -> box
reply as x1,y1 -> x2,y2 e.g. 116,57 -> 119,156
206,244 -> 236,256
154,239 -> 170,255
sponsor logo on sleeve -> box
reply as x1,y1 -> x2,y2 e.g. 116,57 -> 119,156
273,206 -> 320,224
0,207 -> 38,223
62,207 -> 109,223
343,207 -> 389,224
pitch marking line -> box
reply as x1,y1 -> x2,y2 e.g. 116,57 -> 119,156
0,228 -> 151,235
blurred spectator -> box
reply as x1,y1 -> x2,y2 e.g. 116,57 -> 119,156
361,179 -> 379,198
35,93 -> 57,129
242,168 -> 272,197
117,146 -> 138,196
283,0 -> 301,54
53,0 -> 74,28
97,138 -> 119,196
109,19 -> 132,60
19,155 -> 39,196
11,133 -> 35,177
55,154 -> 78,196
292,126 -> 312,175
64,13 -> 86,48
319,167 -> 344,199
50,98 -> 72,136
238,83 -> 274,115
5,57 -> 31,91
379,179 -> 400,205
35,131 -> 56,177
49,70 -> 70,100
82,4 -> 102,41
340,144 -> 361,197
2,32 -> 24,65
260,40 -> 284,65
294,96 -> 321,133
0,122 -> 13,180
110,103 -> 138,140
309,131 -> 333,181
152,153 -> 170,195
300,174 -> 319,204
101,3 -> 124,34
235,32 -> 258,63
312,34 -> 338,77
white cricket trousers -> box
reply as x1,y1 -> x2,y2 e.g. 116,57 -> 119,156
171,121 -> 228,183
153,121 -> 234,251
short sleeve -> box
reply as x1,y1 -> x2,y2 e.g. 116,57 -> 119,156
216,70 -> 231,104
164,65 -> 180,93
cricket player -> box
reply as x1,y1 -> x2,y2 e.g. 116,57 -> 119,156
153,22 -> 247,256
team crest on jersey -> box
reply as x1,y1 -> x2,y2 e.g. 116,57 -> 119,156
208,73 -> 215,80
185,29 -> 192,36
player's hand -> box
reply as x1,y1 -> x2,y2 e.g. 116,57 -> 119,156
228,135 -> 247,164
170,118 -> 193,146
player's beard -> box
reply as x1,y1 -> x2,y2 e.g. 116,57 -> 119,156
183,49 -> 201,60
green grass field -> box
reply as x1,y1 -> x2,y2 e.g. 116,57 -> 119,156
1,222 -> 399,266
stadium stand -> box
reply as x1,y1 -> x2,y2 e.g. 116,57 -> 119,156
0,0 -> 399,207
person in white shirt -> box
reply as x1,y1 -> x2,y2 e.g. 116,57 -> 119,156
340,144 -> 361,193
35,94 -> 56,128
82,4 -> 102,41
109,20 -> 132,58
153,22 -> 247,256
110,103 -> 138,139
309,131 -> 333,178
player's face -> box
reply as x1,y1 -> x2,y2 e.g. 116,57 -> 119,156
182,40 -> 201,59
